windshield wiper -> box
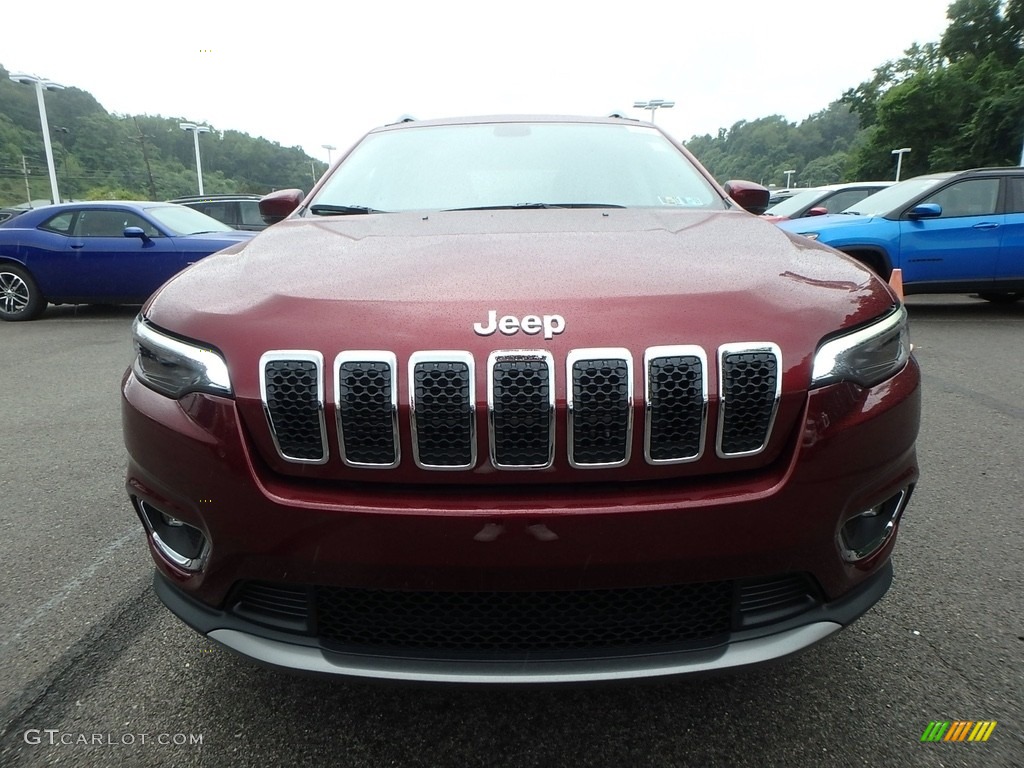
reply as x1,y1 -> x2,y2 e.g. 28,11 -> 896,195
444,203 -> 626,211
309,204 -> 385,216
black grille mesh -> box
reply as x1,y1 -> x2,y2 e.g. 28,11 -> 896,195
230,573 -> 819,655
413,361 -> 473,467
491,358 -> 552,466
720,351 -> 778,455
263,360 -> 324,461
647,355 -> 704,461
571,357 -> 630,465
337,360 -> 397,465
315,581 -> 733,654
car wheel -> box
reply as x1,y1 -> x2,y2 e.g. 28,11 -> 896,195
977,291 -> 1023,304
0,263 -> 46,321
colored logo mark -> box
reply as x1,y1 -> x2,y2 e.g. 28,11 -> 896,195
921,721 -> 997,742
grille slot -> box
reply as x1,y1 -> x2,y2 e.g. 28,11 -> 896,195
488,351 -> 555,469
260,352 -> 327,464
567,349 -> 633,468
335,352 -> 399,468
717,344 -> 781,457
737,574 -> 818,628
645,346 -> 707,463
233,581 -> 311,631
410,352 -> 476,469
315,581 -> 734,655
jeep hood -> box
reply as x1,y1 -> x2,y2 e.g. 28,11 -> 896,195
146,208 -> 896,387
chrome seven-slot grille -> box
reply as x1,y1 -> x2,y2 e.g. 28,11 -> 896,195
259,344 -> 781,470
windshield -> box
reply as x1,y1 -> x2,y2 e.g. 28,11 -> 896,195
149,205 -> 234,235
843,176 -> 952,217
311,122 -> 722,213
764,188 -> 825,216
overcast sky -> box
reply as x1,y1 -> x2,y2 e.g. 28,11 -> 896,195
5,0 -> 954,162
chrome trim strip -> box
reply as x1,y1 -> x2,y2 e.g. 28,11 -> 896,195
566,348 -> 634,469
716,343 -> 782,459
487,350 -> 556,470
208,622 -> 841,684
643,345 -> 708,465
333,351 -> 400,469
408,350 -> 477,470
259,350 -> 329,465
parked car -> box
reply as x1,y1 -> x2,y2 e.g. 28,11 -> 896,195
762,181 -> 893,221
123,114 -> 919,684
776,168 -> 1024,302
0,201 -> 256,320
766,187 -> 815,205
0,199 -> 54,224
167,194 -> 268,231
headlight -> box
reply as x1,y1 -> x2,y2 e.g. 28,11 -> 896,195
132,316 -> 232,398
800,233 -> 820,241
811,306 -> 909,388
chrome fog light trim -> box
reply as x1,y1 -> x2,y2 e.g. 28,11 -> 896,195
839,488 -> 910,562
138,499 -> 210,572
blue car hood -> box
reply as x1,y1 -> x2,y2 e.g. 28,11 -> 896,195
776,213 -> 883,235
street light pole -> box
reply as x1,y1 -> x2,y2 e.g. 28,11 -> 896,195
53,126 -> 70,198
180,122 -> 212,195
633,99 -> 675,124
784,169 -> 796,188
321,144 -> 336,165
9,73 -> 64,204
891,147 -> 912,182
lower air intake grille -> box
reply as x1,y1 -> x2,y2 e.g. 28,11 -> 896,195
315,581 -> 734,654
233,581 -> 310,631
737,573 -> 818,628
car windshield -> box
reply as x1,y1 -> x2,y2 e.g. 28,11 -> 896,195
764,188 -> 826,216
843,176 -> 952,217
311,122 -> 722,213
147,205 -> 234,235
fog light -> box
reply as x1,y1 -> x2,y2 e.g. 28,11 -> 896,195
136,499 -> 209,571
840,488 -> 910,562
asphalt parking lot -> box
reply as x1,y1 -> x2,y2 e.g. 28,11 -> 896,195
0,296 -> 1021,767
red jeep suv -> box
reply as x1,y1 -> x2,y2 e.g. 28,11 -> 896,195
122,115 -> 920,683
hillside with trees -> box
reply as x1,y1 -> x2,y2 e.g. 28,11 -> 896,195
0,64 -> 326,206
691,0 -> 1024,187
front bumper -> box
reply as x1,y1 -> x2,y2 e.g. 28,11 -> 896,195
123,357 -> 920,682
155,562 -> 892,683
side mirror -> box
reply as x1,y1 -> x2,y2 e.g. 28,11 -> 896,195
806,206 -> 829,217
259,188 -> 305,225
907,203 -> 941,220
124,226 -> 151,242
723,180 -> 771,215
